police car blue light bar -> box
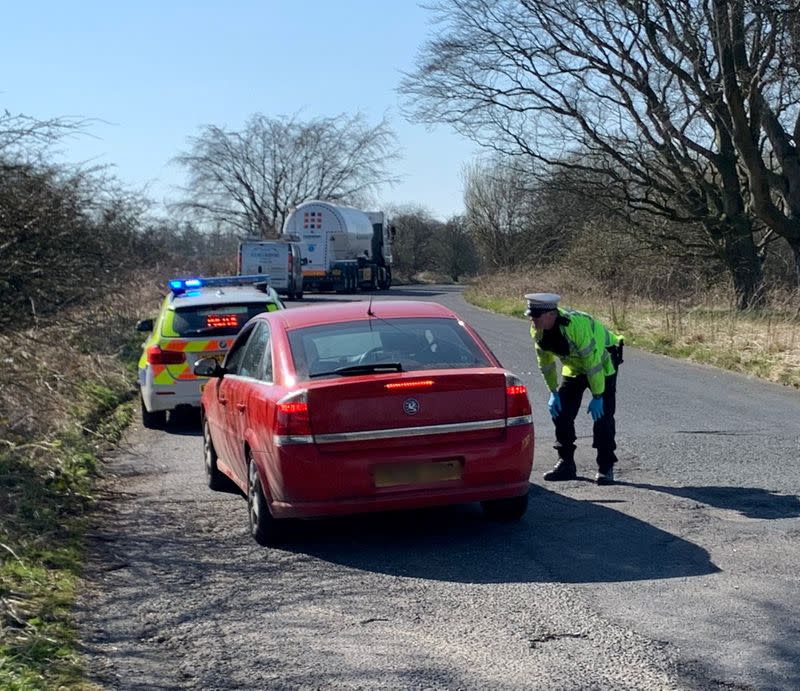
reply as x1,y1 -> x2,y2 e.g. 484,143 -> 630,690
168,274 -> 271,294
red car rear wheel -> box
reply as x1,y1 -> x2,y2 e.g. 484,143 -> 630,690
203,418 -> 229,492
247,456 -> 284,546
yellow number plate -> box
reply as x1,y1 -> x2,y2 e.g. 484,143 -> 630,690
373,460 -> 462,488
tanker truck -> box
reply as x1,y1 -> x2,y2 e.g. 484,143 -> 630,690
281,200 -> 394,293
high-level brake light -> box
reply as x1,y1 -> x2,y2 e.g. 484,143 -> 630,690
384,379 -> 435,391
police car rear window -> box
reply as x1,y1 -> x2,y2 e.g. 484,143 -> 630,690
170,304 -> 268,337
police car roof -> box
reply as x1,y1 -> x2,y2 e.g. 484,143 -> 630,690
169,285 -> 277,309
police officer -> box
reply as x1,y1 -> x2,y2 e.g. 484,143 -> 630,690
525,293 -> 624,485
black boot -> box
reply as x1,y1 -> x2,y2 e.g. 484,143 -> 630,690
543,458 -> 577,481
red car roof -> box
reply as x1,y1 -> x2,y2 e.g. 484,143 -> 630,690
270,300 -> 460,330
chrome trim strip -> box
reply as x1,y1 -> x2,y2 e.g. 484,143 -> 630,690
275,434 -> 314,445
506,415 -> 533,427
315,418 -> 506,444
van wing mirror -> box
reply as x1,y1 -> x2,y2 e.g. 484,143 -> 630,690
136,318 -> 154,332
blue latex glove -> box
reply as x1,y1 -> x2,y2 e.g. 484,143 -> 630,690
548,391 -> 562,419
588,396 -> 604,421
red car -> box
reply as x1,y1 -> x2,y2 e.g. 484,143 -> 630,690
195,300 -> 534,545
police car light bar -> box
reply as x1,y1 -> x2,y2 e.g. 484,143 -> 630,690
168,274 -> 271,294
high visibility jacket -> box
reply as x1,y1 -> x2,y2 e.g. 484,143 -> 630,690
531,308 -> 622,396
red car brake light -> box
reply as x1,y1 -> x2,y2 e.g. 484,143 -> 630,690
384,379 -> 435,391
275,390 -> 312,443
146,345 -> 186,365
505,373 -> 532,423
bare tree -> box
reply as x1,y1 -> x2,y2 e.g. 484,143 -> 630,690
704,1 -> 800,286
463,157 -> 592,269
0,109 -> 90,163
173,113 -> 401,238
399,0 -> 796,307
389,205 -> 441,281
463,160 -> 537,269
431,214 -> 480,281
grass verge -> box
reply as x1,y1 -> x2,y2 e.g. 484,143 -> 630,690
1,382 -> 134,690
464,273 -> 800,389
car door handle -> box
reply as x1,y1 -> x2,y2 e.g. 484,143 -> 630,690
219,397 -> 228,406
236,402 -> 246,413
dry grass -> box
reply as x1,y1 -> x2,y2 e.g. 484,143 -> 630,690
0,277 -> 162,443
466,270 -> 800,389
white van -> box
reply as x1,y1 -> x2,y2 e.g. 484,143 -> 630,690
237,240 -> 304,300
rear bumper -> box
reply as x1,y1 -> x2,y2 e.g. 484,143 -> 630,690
256,423 -> 534,519
139,368 -> 205,412
268,480 -> 530,519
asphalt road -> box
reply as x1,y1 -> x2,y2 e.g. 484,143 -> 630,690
78,285 -> 800,690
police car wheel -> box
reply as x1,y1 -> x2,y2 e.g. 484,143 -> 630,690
481,493 -> 529,521
140,394 -> 166,429
203,418 -> 228,492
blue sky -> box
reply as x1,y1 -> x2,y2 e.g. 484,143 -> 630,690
1,1 -> 478,221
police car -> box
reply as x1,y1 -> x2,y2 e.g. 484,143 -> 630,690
136,275 -> 284,428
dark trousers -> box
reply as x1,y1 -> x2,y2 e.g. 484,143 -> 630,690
554,346 -> 622,472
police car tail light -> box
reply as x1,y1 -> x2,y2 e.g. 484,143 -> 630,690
146,345 -> 186,365
505,373 -> 532,425
275,390 -> 312,443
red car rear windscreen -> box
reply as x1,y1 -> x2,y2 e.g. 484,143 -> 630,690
288,317 -> 493,378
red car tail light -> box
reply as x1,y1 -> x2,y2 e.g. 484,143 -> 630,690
505,373 -> 532,425
275,390 -> 313,444
146,345 -> 186,365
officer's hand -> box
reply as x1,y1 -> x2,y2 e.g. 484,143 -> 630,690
548,391 -> 561,419
587,397 -> 604,421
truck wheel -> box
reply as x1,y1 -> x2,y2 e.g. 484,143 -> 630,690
141,392 -> 166,429
377,266 -> 392,290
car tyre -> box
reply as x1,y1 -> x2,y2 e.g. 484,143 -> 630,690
141,393 -> 166,429
248,457 -> 283,546
203,418 -> 228,492
481,493 -> 528,521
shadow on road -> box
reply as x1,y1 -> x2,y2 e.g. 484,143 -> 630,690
621,482 -> 800,519
161,408 -> 202,436
276,483 -> 719,584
